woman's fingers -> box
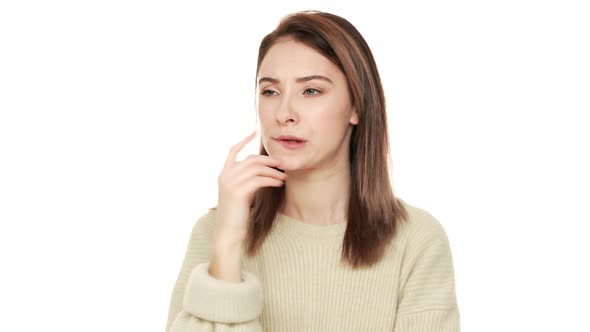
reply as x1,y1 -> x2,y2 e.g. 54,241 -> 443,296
240,154 -> 282,169
224,130 -> 257,168
227,175 -> 285,199
229,164 -> 287,186
214,130 -> 286,245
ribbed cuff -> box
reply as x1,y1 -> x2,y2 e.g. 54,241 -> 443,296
182,262 -> 263,323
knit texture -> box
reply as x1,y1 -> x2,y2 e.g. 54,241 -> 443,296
166,198 -> 461,331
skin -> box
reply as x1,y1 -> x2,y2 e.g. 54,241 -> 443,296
256,38 -> 359,225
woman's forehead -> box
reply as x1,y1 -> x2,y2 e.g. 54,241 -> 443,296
258,41 -> 342,82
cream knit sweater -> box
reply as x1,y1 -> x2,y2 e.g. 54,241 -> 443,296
166,198 -> 461,331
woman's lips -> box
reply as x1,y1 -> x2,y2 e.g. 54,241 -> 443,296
276,139 -> 306,150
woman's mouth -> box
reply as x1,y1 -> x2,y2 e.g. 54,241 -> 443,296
276,139 -> 306,150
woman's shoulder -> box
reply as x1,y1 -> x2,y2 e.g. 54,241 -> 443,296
194,206 -> 218,226
396,197 -> 450,244
186,208 -> 219,244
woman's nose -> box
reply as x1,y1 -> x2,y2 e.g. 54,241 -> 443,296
275,94 -> 298,125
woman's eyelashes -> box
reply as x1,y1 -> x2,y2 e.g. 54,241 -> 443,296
303,88 -> 321,96
260,88 -> 322,97
260,89 -> 277,97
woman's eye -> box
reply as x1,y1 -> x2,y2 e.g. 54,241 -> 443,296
261,90 -> 277,96
261,89 -> 320,96
304,88 -> 321,96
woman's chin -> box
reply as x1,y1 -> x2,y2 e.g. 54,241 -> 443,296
276,160 -> 302,172
268,152 -> 305,172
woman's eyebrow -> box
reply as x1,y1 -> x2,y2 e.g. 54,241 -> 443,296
258,75 -> 334,85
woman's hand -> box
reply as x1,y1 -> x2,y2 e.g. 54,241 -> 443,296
213,130 -> 287,246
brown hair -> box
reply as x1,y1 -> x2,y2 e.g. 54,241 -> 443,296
213,10 -> 408,269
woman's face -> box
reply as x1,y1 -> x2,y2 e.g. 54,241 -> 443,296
257,39 -> 358,173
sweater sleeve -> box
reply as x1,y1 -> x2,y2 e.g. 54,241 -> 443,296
393,213 -> 461,332
165,210 -> 264,332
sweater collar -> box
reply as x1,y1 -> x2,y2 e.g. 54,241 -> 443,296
271,212 -> 347,242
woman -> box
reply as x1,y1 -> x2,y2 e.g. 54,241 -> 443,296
166,10 -> 460,332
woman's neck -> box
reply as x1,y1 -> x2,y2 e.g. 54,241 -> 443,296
280,163 -> 350,225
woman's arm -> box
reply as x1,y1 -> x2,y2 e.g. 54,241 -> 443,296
393,215 -> 461,331
166,211 -> 263,332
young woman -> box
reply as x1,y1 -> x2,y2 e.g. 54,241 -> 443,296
166,10 -> 460,332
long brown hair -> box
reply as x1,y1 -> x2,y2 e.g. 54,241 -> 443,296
213,10 -> 408,269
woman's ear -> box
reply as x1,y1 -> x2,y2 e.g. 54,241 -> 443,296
349,108 -> 359,125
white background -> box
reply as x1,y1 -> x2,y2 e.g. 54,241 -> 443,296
1,0 -> 589,331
